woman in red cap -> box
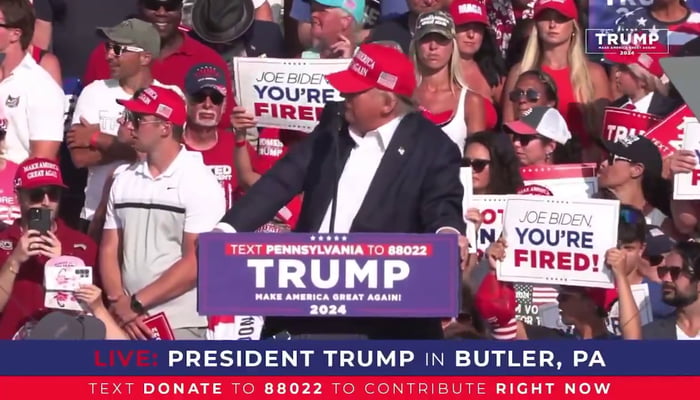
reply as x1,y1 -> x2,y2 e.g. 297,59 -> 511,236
411,10 -> 486,155
503,0 -> 611,162
448,0 -> 506,131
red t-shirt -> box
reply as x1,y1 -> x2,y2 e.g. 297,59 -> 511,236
0,220 -> 97,339
244,128 -> 304,229
83,33 -> 233,129
0,161 -> 20,225
185,130 -> 256,210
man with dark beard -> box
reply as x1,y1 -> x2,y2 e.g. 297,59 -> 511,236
643,241 -> 700,339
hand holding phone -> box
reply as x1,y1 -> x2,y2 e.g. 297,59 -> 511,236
27,208 -> 51,235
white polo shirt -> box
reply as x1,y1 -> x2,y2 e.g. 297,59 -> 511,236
0,53 -> 64,164
71,79 -> 185,221
104,147 -> 226,329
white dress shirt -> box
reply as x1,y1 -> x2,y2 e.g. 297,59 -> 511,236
623,91 -> 653,114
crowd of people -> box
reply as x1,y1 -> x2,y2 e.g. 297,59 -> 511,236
0,0 -> 699,340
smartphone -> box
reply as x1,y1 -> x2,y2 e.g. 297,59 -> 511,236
27,208 -> 51,235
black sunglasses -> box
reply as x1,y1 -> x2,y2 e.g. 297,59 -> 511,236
124,110 -> 164,128
509,88 -> 540,103
191,90 -> 225,106
462,157 -> 490,173
142,0 -> 182,12
510,132 -> 543,146
658,265 -> 684,281
23,186 -> 62,203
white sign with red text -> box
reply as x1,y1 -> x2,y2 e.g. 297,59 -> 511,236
499,196 -> 620,288
468,195 -> 507,258
233,58 -> 348,132
645,104 -> 696,158
673,120 -> 700,199
460,167 -> 476,251
521,164 -> 598,198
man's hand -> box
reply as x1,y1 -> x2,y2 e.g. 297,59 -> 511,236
66,117 -> 99,149
231,106 -> 256,139
329,34 -> 353,58
604,248 -> 628,279
123,315 -> 153,340
11,229 -> 44,263
465,208 -> 483,233
485,236 -> 507,272
109,295 -> 137,325
35,231 -> 62,258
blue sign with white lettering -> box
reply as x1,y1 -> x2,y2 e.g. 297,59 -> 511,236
197,233 -> 460,318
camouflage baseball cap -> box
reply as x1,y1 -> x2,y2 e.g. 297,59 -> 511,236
97,18 -> 161,58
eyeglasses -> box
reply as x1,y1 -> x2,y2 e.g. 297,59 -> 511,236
190,90 -> 225,105
23,186 -> 62,203
462,157 -> 490,173
509,88 -> 541,103
658,266 -> 685,281
142,0 -> 183,12
511,132 -> 542,146
607,153 -> 633,165
105,42 -> 144,56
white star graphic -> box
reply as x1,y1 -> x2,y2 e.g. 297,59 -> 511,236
310,235 -> 316,241
649,25 -> 659,37
637,17 -> 647,27
318,236 -> 324,242
334,235 -> 340,241
326,235 -> 333,241
341,236 -> 348,241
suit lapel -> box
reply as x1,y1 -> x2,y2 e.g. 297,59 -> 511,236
648,92 -> 662,115
351,113 -> 420,229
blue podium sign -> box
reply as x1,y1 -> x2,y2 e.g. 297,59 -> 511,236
198,233 -> 460,317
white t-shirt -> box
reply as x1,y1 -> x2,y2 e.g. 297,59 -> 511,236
71,79 -> 185,221
0,53 -> 64,164
676,325 -> 700,340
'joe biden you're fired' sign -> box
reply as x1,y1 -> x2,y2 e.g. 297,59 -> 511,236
197,233 -> 460,318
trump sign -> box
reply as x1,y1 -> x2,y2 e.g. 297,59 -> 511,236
197,233 -> 461,317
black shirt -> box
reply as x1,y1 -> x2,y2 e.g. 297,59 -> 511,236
367,12 -> 412,54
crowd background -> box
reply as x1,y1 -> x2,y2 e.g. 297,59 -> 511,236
0,0 -> 699,340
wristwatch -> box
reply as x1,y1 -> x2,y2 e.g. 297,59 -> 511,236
130,294 -> 146,315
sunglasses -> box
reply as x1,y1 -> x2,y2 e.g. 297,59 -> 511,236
509,88 -> 541,103
607,153 -> 633,165
511,132 -> 543,146
462,157 -> 490,173
105,42 -> 144,56
23,186 -> 62,203
658,266 -> 685,281
124,111 -> 164,128
191,90 -> 225,105
142,0 -> 182,12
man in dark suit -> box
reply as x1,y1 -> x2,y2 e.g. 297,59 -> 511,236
643,241 -> 700,340
216,43 -> 467,339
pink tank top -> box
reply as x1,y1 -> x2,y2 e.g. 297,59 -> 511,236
0,160 -> 20,225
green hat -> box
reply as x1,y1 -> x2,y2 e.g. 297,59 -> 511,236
97,18 -> 161,58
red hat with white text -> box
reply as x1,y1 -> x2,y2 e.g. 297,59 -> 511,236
325,43 -> 416,97
533,0 -> 578,20
117,86 -> 187,126
449,0 -> 488,26
14,158 -> 67,190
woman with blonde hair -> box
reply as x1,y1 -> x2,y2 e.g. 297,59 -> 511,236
411,10 -> 486,155
502,0 -> 610,161
606,52 -> 681,117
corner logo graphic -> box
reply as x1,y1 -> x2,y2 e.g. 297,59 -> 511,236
585,28 -> 670,55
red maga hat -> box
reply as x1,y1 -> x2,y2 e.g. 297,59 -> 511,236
117,86 -> 187,125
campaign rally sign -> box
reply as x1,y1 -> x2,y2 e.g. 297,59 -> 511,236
460,167 -> 476,252
197,233 -> 460,317
602,107 -> 661,142
521,164 -> 598,199
645,104 -> 696,158
673,120 -> 700,199
469,195 -> 506,259
498,196 -> 620,288
233,58 -> 348,132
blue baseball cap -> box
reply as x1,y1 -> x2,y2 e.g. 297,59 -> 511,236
313,0 -> 365,24
185,63 -> 227,96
